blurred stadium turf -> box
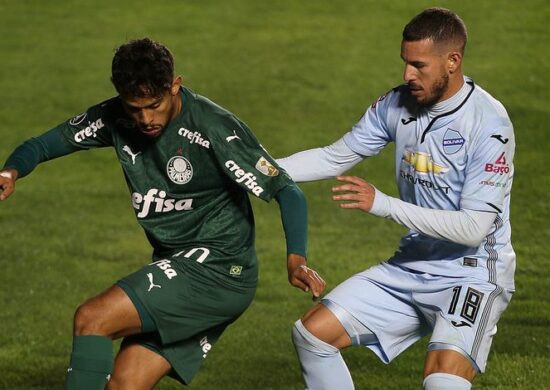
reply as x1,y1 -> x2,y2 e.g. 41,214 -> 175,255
0,0 -> 548,388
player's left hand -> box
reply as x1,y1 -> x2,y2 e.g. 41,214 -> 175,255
287,254 -> 326,300
332,175 -> 375,212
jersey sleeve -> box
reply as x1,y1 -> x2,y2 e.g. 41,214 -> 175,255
460,122 -> 515,213
3,102 -> 114,178
342,89 -> 395,157
209,114 -> 292,202
56,103 -> 114,149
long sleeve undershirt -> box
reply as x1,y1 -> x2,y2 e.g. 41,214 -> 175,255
275,183 -> 308,257
277,138 -> 497,247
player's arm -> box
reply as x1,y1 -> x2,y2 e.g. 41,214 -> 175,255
277,138 -> 364,182
277,89 -> 396,183
332,176 -> 497,247
275,183 -> 325,298
0,127 -> 80,201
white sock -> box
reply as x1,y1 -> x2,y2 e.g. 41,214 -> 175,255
292,320 -> 354,390
423,373 -> 471,389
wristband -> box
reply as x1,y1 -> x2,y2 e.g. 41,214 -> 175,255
0,171 -> 13,180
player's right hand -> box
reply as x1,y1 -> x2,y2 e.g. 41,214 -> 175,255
287,254 -> 326,300
0,169 -> 18,201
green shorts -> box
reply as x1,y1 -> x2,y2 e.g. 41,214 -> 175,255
116,248 -> 257,384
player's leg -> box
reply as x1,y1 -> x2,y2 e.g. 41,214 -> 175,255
66,284 -> 145,390
292,300 -> 378,389
293,262 -> 432,389
107,341 -> 171,390
423,350 -> 475,389
417,279 -> 513,390
292,303 -> 354,390
73,284 -> 143,337
293,302 -> 380,390
107,248 -> 257,385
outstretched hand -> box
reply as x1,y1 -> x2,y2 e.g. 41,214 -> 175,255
332,175 -> 376,212
0,169 -> 17,201
287,254 -> 326,300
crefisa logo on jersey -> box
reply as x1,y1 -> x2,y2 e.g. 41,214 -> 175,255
225,160 -> 264,196
132,189 -> 193,218
442,129 -> 465,154
167,156 -> 193,184
73,118 -> 105,143
178,127 -> 210,149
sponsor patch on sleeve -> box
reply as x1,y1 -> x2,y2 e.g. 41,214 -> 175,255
255,156 -> 279,177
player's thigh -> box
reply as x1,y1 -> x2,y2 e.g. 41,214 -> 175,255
323,262 -> 430,359
416,278 -> 513,373
120,321 -> 231,385
107,341 -> 171,390
117,254 -> 256,345
74,284 -> 142,338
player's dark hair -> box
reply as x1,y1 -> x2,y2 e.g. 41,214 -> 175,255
403,8 -> 467,54
111,37 -> 175,98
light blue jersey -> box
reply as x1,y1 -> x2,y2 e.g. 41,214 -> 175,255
343,77 -> 515,290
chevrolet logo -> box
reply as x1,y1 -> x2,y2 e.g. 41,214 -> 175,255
402,151 -> 448,174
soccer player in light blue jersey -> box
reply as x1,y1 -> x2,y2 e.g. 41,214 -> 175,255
278,7 -> 515,390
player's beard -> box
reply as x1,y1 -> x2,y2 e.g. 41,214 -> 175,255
420,72 -> 449,107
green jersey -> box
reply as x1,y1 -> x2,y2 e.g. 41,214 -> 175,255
30,87 -> 292,282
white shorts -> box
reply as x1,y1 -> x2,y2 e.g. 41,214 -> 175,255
324,261 -> 513,372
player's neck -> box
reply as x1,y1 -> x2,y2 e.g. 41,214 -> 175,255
440,73 -> 465,103
430,77 -> 469,114
170,89 -> 183,120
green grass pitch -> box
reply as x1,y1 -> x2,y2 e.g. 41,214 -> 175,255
0,0 -> 549,388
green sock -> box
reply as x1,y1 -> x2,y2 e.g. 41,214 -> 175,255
65,335 -> 113,390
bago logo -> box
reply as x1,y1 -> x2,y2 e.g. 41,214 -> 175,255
73,118 -> 105,143
225,160 -> 264,196
484,152 -> 510,175
132,189 -> 193,218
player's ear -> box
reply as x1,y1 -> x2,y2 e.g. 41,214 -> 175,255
447,52 -> 462,73
171,76 -> 183,95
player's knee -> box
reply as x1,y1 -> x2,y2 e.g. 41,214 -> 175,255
424,348 -> 476,381
423,373 -> 471,389
292,319 -> 339,358
73,302 -> 107,336
105,372 -> 136,390
105,375 -> 123,390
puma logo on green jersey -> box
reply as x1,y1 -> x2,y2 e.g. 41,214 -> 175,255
132,189 -> 193,218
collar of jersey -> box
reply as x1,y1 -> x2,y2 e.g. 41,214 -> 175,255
428,76 -> 472,115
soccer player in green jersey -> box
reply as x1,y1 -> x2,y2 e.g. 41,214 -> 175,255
0,38 -> 325,389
